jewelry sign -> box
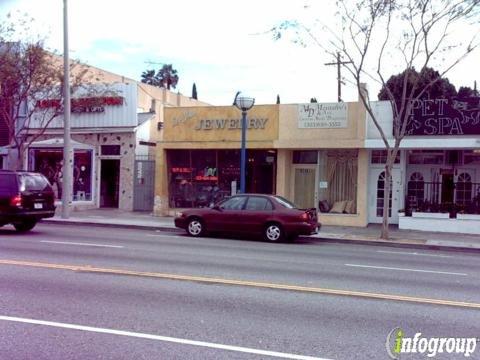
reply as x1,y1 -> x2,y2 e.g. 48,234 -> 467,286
298,103 -> 348,129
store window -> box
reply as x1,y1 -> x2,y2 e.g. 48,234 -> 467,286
293,150 -> 318,164
167,149 -> 276,208
456,172 -> 472,207
407,172 -> 425,210
30,148 -> 93,201
408,150 -> 444,164
317,150 -> 358,214
376,171 -> 392,217
371,150 -> 400,164
101,145 -> 120,156
463,150 -> 480,164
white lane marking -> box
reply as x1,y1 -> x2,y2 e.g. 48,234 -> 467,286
40,241 -> 123,249
376,250 -> 453,258
345,264 -> 467,276
0,316 -> 329,360
146,234 -> 182,238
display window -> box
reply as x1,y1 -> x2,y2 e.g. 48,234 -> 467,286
167,149 -> 276,208
317,150 -> 358,214
29,148 -> 93,201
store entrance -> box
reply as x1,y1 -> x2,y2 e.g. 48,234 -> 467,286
246,151 -> 276,194
441,173 -> 454,204
100,159 -> 120,208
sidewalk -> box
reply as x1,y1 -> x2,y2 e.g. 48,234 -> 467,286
43,208 -> 480,252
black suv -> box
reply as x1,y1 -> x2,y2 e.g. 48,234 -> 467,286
0,170 -> 56,232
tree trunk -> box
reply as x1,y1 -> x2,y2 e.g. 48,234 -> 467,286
380,164 -> 392,240
14,145 -> 25,171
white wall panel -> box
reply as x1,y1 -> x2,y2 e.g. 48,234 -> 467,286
30,83 -> 137,129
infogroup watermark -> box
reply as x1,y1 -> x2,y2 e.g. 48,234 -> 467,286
386,327 -> 478,359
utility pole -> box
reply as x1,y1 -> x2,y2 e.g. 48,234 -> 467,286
324,52 -> 352,102
61,0 -> 72,219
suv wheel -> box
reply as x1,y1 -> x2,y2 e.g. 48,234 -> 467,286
14,220 -> 37,233
187,218 -> 204,237
264,223 -> 284,242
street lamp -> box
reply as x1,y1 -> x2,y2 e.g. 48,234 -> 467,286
233,91 -> 255,194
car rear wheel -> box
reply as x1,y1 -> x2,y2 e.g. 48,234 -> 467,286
187,217 -> 204,237
13,220 -> 37,233
264,223 -> 284,242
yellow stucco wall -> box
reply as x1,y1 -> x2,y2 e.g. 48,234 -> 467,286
274,102 -> 368,227
275,102 -> 365,148
154,105 -> 279,215
162,105 -> 279,148
155,101 -> 369,226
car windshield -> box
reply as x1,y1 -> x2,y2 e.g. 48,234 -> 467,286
274,196 -> 299,209
19,174 -> 52,191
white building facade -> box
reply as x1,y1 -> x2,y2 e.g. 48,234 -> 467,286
365,99 -> 480,234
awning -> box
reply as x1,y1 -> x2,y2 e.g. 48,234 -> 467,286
29,138 -> 93,149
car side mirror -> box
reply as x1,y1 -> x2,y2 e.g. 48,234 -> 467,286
213,205 -> 222,211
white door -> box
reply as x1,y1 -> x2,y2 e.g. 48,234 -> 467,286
368,168 -> 401,224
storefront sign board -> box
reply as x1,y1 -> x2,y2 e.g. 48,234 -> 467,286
405,97 -> 480,135
298,103 -> 348,129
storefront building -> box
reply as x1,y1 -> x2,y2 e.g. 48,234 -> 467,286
154,105 -> 279,215
275,101 -> 369,227
155,99 -> 370,227
24,78 -> 207,211
366,98 -> 480,234
26,83 -> 139,210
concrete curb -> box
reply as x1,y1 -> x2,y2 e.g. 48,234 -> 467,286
305,237 -> 480,254
41,219 -> 181,233
41,219 -> 480,253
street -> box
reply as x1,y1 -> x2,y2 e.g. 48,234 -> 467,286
0,223 -> 479,359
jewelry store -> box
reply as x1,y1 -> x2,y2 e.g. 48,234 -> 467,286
154,105 -> 279,215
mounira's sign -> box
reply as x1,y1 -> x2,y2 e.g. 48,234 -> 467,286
405,97 -> 480,135
298,103 -> 348,129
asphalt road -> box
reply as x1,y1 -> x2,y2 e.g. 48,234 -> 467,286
0,223 -> 479,360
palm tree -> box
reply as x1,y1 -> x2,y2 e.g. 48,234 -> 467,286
156,64 -> 179,90
140,69 -> 159,86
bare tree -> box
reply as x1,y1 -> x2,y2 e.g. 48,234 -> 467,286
0,14 -> 88,170
273,0 -> 479,239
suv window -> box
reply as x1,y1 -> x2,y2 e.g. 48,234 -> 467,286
220,196 -> 246,210
245,197 -> 273,211
19,174 -> 52,191
0,173 -> 18,195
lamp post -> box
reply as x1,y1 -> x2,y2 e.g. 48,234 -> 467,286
61,0 -> 72,219
233,92 -> 255,194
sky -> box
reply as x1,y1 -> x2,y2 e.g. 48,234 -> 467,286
0,0 -> 479,106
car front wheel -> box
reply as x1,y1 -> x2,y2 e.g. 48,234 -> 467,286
14,220 -> 37,233
187,218 -> 204,237
264,223 -> 284,242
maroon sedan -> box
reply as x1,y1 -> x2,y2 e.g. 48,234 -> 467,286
174,194 -> 319,242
